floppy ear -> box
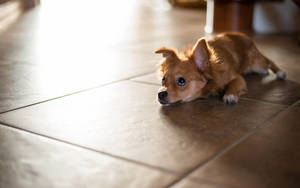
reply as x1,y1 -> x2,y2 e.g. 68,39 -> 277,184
192,38 -> 209,71
154,47 -> 178,60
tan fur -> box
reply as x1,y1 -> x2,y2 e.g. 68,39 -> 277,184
155,32 -> 286,105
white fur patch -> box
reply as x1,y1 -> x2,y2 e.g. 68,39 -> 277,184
276,71 -> 287,80
223,94 -> 238,104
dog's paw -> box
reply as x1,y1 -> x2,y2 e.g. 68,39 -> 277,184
223,94 -> 238,104
276,71 -> 287,80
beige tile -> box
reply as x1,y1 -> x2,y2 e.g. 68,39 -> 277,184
172,178 -> 230,188
0,51 -> 157,113
0,125 -> 177,188
244,74 -> 300,105
0,81 -> 286,174
179,101 -> 300,188
0,0 -> 206,63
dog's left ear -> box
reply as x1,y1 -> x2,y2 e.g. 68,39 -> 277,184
192,38 -> 209,71
154,47 -> 179,61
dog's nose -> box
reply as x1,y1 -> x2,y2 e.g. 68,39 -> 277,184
158,91 -> 168,100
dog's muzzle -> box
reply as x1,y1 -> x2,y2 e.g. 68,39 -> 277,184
158,91 -> 168,104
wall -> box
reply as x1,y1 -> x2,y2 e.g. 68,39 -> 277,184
253,0 -> 300,34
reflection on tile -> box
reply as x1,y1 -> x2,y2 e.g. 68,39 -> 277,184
180,101 -> 300,188
0,125 -> 177,188
0,81 -> 285,174
0,0 -> 206,63
118,33 -> 205,54
172,178 -> 230,188
244,74 -> 300,105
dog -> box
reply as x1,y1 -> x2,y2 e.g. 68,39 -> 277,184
155,32 -> 286,105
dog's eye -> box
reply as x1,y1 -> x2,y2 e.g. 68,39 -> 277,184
162,77 -> 166,85
177,77 -> 186,86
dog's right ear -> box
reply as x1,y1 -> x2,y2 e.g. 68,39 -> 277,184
192,38 -> 209,71
154,47 -> 179,60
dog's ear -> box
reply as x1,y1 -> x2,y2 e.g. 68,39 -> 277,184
192,38 -> 209,71
155,47 -> 179,60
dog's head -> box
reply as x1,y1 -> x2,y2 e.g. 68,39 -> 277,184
155,38 -> 211,105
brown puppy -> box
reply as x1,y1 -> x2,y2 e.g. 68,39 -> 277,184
155,32 -> 286,105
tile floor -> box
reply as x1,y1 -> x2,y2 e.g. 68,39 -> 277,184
0,0 -> 300,187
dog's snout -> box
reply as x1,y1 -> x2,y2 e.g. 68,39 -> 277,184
158,91 -> 168,100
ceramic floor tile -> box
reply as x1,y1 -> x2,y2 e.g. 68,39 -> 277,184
176,101 -> 300,188
0,81 -> 286,174
243,74 -> 300,105
0,51 -> 157,113
0,124 -> 177,188
117,31 -> 206,55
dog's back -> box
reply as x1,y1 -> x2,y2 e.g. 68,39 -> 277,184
207,32 -> 285,78
207,32 -> 254,74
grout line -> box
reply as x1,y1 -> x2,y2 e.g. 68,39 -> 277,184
0,57 -> 36,65
128,71 -> 156,79
240,97 -> 291,107
122,70 -> 156,80
166,99 -> 300,187
186,177 -> 238,188
0,80 -> 121,114
0,70 -> 155,114
130,80 -> 160,86
0,120 -> 178,176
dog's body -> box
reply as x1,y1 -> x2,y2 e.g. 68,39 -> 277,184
155,32 -> 286,105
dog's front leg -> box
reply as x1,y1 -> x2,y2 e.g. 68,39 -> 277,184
200,80 -> 219,98
223,75 -> 248,104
